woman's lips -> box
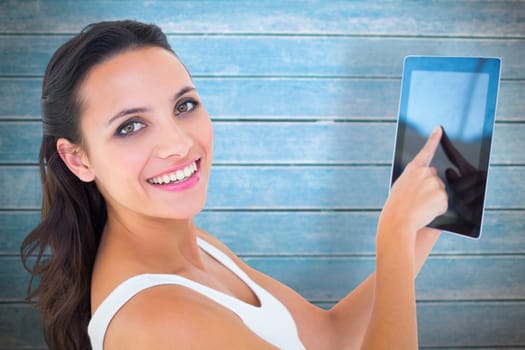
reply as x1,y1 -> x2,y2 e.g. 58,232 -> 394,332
146,159 -> 201,191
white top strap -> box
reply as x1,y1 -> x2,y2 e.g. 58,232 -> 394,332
88,238 -> 305,350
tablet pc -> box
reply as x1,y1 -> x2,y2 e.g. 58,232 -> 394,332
391,56 -> 501,239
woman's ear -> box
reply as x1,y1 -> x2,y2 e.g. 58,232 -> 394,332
56,138 -> 95,182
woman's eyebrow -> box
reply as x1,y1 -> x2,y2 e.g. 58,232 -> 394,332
107,107 -> 151,126
107,86 -> 196,127
171,86 -> 196,102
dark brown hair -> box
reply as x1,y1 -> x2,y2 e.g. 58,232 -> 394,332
20,20 -> 176,349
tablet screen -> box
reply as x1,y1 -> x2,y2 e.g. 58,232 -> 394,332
391,56 -> 501,238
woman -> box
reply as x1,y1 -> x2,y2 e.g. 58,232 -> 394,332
21,20 -> 447,349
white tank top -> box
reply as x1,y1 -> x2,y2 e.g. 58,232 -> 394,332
88,238 -> 306,350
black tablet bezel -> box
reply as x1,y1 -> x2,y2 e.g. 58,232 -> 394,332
391,56 -> 501,239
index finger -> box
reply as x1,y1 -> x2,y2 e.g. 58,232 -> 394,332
411,125 -> 443,167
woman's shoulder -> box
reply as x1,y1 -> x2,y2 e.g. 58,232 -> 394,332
89,229 -> 239,316
101,272 -> 275,349
90,230 -> 275,348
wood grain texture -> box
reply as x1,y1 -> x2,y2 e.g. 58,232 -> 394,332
3,255 -> 525,301
1,78 -> 524,120
1,0 -> 524,37
2,36 -> 525,79
2,210 -> 524,256
0,303 -> 44,349
0,0 -> 524,348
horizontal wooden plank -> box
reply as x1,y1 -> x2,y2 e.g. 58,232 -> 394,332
0,78 -> 523,120
0,1 -> 523,37
1,1 -> 523,349
246,256 -> 525,302
417,301 -> 525,347
201,210 -> 525,255
1,121 -> 524,165
0,212 -> 39,254
1,35 -> 524,79
0,121 -> 42,163
1,165 -> 524,210
0,303 -> 43,349
1,301 -> 524,349
4,255 -> 525,301
3,210 -> 524,256
0,167 -> 42,209
1,257 -> 32,300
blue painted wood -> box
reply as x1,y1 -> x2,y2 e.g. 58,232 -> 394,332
0,304 -> 44,348
244,256 -> 525,302
1,165 -> 524,210
2,36 -> 525,79
2,210 -> 524,256
417,301 -> 525,347
0,212 -> 40,254
197,210 -> 525,255
1,78 -> 523,120
4,256 -> 525,301
1,121 -> 524,165
1,1 -> 523,37
0,0 -> 523,348
1,257 -> 32,300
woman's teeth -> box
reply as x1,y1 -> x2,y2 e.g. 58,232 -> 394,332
147,162 -> 198,185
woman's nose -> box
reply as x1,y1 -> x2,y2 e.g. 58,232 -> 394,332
155,121 -> 193,159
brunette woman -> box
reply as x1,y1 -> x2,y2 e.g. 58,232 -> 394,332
22,20 -> 447,350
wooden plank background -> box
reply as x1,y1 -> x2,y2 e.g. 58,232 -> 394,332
0,1 -> 524,348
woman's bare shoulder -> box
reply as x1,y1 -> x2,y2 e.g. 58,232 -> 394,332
102,282 -> 275,349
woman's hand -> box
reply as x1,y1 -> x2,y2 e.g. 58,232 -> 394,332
360,127 -> 448,349
379,126 -> 449,241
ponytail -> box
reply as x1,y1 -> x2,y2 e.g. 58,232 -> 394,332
20,20 -> 174,349
21,136 -> 106,349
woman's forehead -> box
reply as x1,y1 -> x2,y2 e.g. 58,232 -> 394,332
78,47 -> 192,115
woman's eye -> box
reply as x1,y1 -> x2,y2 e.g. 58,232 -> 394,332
117,121 -> 146,136
176,100 -> 198,115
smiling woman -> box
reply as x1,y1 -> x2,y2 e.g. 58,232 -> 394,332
21,20 -> 447,350
59,46 -> 213,220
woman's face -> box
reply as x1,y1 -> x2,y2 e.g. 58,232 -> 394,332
76,46 -> 213,220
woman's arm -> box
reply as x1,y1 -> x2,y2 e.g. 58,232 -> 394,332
357,127 -> 448,349
324,127 -> 447,349
183,128 -> 447,349
328,227 -> 441,349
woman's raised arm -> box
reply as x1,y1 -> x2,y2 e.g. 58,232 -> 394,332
307,127 -> 447,349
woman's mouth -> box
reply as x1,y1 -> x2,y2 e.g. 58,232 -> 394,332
147,160 -> 199,185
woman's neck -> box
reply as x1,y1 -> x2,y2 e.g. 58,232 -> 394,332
100,207 -> 205,273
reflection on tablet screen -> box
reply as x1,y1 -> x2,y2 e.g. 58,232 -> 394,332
392,56 -> 501,238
